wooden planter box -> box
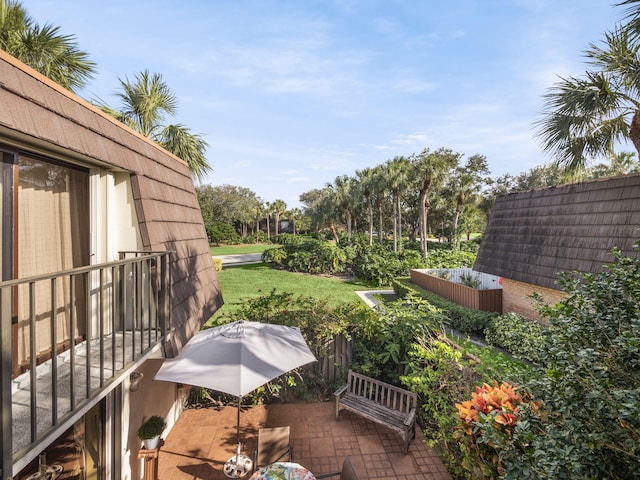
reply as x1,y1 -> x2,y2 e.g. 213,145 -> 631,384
410,269 -> 502,313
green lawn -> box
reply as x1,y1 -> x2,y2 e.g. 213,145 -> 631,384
210,243 -> 274,255
209,263 -> 371,324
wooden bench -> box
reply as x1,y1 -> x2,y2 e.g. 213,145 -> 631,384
334,369 -> 417,454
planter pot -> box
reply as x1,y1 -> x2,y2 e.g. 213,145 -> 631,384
142,435 -> 161,450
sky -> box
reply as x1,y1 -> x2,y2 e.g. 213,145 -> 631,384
23,1 -> 629,207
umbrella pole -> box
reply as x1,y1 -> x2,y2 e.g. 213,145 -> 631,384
236,395 -> 241,448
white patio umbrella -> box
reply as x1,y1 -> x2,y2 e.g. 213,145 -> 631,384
154,320 -> 317,477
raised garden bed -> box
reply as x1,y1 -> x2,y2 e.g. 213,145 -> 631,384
410,268 -> 502,313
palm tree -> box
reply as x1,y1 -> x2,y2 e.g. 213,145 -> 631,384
411,148 -> 460,258
356,167 -> 376,246
332,175 -> 357,244
95,70 -> 212,182
447,155 -> 490,250
384,156 -> 409,252
534,25 -> 640,174
0,0 -> 96,92
264,201 -> 272,241
314,188 -> 340,244
371,165 -> 388,245
271,199 -> 287,237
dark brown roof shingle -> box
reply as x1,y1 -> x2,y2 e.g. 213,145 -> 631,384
474,174 -> 640,290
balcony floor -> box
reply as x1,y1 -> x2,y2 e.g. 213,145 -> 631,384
12,330 -> 159,456
159,401 -> 452,479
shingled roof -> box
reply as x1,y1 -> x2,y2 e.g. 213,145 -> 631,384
0,51 -> 222,351
473,174 -> 640,290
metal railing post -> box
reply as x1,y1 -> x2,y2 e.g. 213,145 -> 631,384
1,287 -> 14,480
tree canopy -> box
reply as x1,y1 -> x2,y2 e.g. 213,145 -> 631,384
0,0 -> 96,92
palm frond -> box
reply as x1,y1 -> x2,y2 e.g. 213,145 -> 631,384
159,124 -> 212,183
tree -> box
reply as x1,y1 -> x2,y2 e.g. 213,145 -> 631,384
446,155 -> 491,250
410,148 -> 460,258
332,175 -> 357,244
309,187 -> 340,244
271,199 -> 287,236
534,21 -> 640,175
0,0 -> 96,92
196,184 -> 261,239
356,167 -> 376,246
590,150 -> 640,177
96,70 -> 212,182
384,156 -> 410,252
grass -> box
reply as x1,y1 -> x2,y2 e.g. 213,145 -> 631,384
210,243 -> 274,255
209,263 -> 372,324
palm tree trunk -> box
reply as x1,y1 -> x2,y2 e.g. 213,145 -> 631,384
392,192 -> 398,253
418,190 -> 428,258
366,195 -> 373,246
396,194 -> 402,252
377,198 -> 384,244
329,221 -> 340,245
266,215 -> 271,241
630,110 -> 640,157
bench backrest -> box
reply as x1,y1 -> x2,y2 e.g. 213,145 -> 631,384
346,369 -> 417,415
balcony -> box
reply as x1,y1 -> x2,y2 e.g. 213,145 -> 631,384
1,252 -> 172,474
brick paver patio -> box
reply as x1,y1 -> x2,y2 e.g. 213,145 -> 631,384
158,401 -> 451,479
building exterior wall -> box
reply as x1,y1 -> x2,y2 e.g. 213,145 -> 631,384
1,51 -> 222,480
502,278 -> 566,321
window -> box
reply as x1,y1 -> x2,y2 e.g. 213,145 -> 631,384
1,148 -> 90,373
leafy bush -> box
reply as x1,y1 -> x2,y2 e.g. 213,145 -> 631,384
351,243 -> 426,286
137,415 -> 166,440
463,247 -> 640,479
212,257 -> 223,272
261,239 -> 353,275
207,221 -> 239,245
401,335 -> 483,479
274,233 -> 303,246
261,246 -> 287,265
351,295 -> 443,383
392,278 -> 496,334
484,313 -> 548,364
455,382 -> 541,479
425,245 -> 477,269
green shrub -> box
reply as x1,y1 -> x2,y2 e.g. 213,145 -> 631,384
401,336 -> 484,480
212,258 -> 223,271
484,313 -> 548,364
207,221 -> 239,245
425,248 -> 476,268
392,278 -> 495,334
261,246 -> 287,265
351,295 -> 444,383
351,244 -> 426,286
465,247 -> 640,479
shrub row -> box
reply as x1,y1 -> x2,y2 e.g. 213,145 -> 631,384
483,312 -> 548,364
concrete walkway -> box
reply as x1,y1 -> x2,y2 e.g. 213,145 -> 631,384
158,402 -> 451,479
212,253 -> 263,266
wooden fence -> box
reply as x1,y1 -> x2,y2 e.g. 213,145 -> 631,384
312,333 -> 352,384
410,269 -> 503,313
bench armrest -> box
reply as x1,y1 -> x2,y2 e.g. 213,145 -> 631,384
404,407 -> 416,427
333,384 -> 348,398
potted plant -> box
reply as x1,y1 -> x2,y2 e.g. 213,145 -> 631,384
137,415 -> 166,449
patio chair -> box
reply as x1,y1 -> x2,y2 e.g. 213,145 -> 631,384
253,426 -> 292,471
316,457 -> 359,480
